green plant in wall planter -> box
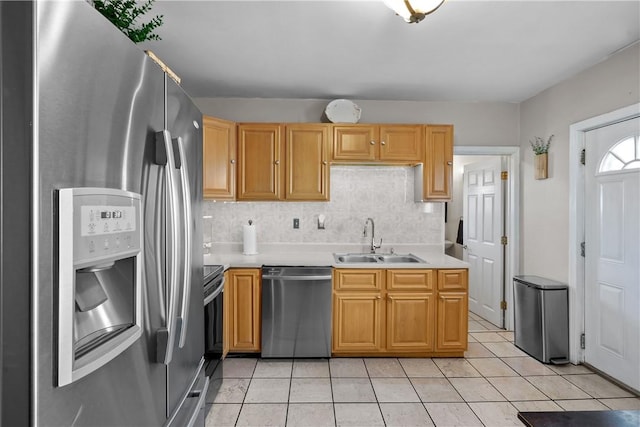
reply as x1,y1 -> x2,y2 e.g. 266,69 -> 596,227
91,0 -> 163,43
530,135 -> 553,180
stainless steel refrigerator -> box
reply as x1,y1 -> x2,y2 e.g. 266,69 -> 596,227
1,1 -> 207,425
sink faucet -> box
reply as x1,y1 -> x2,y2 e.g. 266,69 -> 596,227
363,218 -> 382,253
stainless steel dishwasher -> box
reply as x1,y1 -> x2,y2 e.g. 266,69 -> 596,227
261,266 -> 332,358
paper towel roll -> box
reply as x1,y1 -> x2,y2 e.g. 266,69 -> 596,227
243,222 -> 258,255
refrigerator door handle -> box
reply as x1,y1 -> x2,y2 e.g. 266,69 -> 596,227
155,130 -> 181,365
174,136 -> 192,348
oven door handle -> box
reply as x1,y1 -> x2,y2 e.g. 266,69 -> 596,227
204,276 -> 225,306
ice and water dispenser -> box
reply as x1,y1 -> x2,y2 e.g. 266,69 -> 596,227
57,188 -> 143,386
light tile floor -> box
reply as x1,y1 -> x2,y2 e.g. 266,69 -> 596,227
205,331 -> 639,427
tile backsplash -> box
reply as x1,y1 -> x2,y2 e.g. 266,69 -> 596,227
203,166 -> 443,246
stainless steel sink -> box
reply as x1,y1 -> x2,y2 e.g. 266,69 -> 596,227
376,254 -> 426,263
333,253 -> 427,264
335,254 -> 378,263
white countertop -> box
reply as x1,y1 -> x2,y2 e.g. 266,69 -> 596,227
204,243 -> 468,269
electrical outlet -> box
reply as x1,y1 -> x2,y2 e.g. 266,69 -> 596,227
293,218 -> 299,229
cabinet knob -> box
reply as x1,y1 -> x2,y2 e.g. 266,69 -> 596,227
230,159 -> 236,164
381,141 -> 386,146
370,140 -> 376,145
275,160 -> 280,165
447,161 -> 453,165
376,295 -> 381,299
388,295 -> 394,301
322,161 -> 328,165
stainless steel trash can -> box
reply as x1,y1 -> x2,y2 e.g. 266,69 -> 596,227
513,275 -> 569,364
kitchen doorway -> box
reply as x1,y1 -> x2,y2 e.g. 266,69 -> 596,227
451,147 -> 520,332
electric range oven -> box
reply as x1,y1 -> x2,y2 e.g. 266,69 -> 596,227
203,265 -> 224,376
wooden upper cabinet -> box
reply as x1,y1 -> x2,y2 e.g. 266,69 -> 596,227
237,123 -> 284,200
422,125 -> 453,201
332,124 -> 422,163
332,125 -> 377,161
203,116 -> 236,200
378,125 -> 423,162
285,124 -> 330,201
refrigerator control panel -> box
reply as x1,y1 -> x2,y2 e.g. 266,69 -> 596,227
59,188 -> 142,265
80,205 -> 136,236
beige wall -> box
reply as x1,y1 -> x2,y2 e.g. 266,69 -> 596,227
519,43 -> 640,282
194,98 -> 520,147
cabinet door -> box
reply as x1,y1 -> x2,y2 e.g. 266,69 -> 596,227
387,293 -> 435,351
422,125 -> 453,201
285,124 -> 330,201
237,124 -> 283,200
436,291 -> 468,351
332,125 -> 377,161
333,293 -> 383,352
228,269 -> 261,352
203,116 -> 236,200
379,125 -> 423,162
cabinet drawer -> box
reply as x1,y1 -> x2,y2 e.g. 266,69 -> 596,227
437,269 -> 468,291
387,269 -> 434,291
333,269 -> 383,291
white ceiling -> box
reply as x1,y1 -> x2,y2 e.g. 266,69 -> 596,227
140,0 -> 640,103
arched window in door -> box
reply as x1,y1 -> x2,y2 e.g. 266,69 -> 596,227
599,135 -> 640,172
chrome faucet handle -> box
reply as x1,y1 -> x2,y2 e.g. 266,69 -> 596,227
371,238 -> 383,253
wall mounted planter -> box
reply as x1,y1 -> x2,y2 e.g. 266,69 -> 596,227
534,153 -> 548,180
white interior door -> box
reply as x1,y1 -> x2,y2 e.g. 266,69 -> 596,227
463,158 -> 503,327
584,117 -> 640,392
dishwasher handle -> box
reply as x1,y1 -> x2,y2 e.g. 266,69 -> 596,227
262,274 -> 332,281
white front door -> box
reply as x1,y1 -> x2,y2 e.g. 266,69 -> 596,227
584,117 -> 640,392
463,157 -> 503,327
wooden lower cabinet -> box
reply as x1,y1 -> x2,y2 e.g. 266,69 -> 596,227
333,293 -> 383,352
436,269 -> 469,352
332,268 -> 467,356
387,292 -> 435,351
227,268 -> 261,352
436,292 -> 468,351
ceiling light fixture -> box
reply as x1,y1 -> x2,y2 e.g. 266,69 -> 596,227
384,0 -> 446,24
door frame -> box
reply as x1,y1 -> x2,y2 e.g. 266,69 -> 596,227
568,102 -> 640,364
454,146 -> 520,330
